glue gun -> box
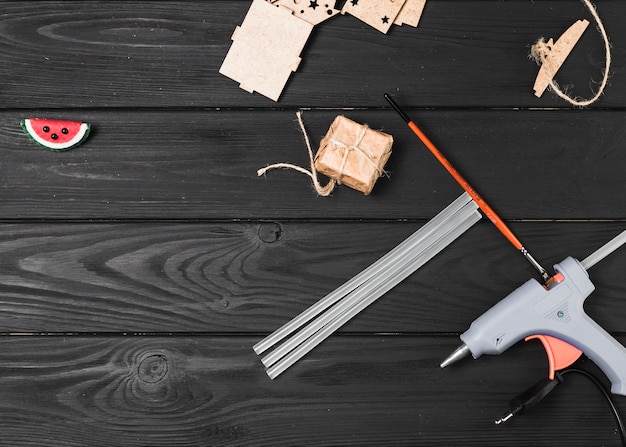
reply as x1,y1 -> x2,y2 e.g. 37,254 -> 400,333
440,231 -> 626,396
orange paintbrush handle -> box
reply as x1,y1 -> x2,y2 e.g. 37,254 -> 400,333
406,121 -> 523,251
384,94 -> 549,281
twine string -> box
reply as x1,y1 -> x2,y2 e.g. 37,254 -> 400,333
530,0 -> 611,107
257,110 -> 336,196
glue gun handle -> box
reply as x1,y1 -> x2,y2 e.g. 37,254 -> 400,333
572,313 -> 626,395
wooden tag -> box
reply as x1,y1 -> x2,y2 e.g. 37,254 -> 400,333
342,0 -> 407,34
219,0 -> 314,101
533,19 -> 589,98
393,0 -> 426,27
269,0 -> 341,25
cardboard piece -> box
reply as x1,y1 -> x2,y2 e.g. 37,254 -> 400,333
394,0 -> 426,27
341,0 -> 407,34
314,115 -> 393,195
219,0 -> 428,99
219,0 -> 314,101
532,19 -> 589,98
269,0 -> 341,25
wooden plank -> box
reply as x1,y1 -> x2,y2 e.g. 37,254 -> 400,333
1,1 -> 623,445
0,220 -> 623,334
1,109 -> 625,220
0,335 -> 623,446
0,1 -> 622,108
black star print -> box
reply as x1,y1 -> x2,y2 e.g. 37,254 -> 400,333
309,0 -> 319,9
351,0 -> 358,5
382,15 -> 389,24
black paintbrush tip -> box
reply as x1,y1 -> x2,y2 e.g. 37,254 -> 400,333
383,93 -> 411,124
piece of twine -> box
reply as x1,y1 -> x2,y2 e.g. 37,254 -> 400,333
257,111 -> 385,196
257,111 -> 335,196
529,0 -> 611,107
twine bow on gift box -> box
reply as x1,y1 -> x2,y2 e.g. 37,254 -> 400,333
325,122 -> 385,186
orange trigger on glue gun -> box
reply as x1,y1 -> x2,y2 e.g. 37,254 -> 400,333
525,334 -> 583,380
525,272 -> 582,379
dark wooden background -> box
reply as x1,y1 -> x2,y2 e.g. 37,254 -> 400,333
0,1 -> 625,445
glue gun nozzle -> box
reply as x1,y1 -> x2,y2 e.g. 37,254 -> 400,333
440,343 -> 471,368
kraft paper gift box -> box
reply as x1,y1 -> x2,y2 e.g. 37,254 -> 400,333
314,115 -> 393,195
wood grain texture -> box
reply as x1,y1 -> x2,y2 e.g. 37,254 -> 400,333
0,220 -> 623,334
0,1 -> 621,108
1,109 -> 625,219
0,1 -> 625,445
0,335 -> 624,447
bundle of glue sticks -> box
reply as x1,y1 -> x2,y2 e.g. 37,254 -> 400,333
254,192 -> 481,379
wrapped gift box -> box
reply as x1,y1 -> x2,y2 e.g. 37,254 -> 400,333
314,115 -> 393,195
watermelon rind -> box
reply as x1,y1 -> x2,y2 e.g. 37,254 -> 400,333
21,119 -> 91,151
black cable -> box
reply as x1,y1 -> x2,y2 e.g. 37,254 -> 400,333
495,375 -> 564,424
559,368 -> 626,447
496,369 -> 626,446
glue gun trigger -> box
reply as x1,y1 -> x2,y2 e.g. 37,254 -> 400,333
525,334 -> 583,380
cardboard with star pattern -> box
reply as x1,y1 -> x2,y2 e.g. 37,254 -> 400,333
270,0 -> 341,25
219,0 -> 427,100
341,0 -> 407,34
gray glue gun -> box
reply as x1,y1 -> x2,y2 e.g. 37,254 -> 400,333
441,231 -> 626,396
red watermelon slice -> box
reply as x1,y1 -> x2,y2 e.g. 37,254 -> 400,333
21,118 -> 91,151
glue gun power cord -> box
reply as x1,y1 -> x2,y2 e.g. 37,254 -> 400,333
496,369 -> 626,446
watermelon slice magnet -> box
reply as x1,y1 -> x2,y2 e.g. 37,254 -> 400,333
21,118 -> 91,151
